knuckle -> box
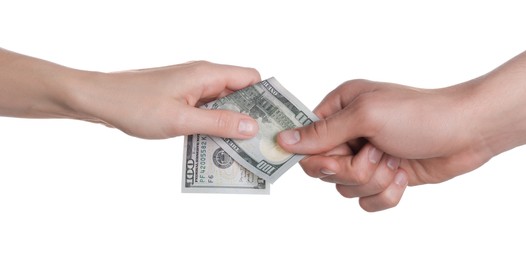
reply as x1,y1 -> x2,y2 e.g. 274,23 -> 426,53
335,184 -> 354,198
340,157 -> 372,185
340,79 -> 371,89
350,96 -> 382,135
186,60 -> 212,75
358,185 -> 404,212
372,174 -> 393,192
191,60 -> 211,67
215,111 -> 235,131
311,120 -> 330,138
381,190 -> 403,209
349,169 -> 371,185
247,67 -> 261,79
384,198 -> 401,210
352,95 -> 374,119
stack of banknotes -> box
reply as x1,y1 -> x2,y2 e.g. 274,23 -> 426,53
181,78 -> 318,194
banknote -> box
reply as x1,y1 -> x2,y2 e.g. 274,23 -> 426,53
182,134 -> 269,194
202,77 -> 319,183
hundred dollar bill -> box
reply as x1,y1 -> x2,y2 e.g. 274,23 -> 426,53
182,134 -> 269,194
202,77 -> 318,183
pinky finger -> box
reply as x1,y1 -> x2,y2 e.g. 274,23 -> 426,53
357,169 -> 409,212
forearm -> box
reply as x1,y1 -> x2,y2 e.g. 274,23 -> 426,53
0,48 -> 94,119
466,51 -> 526,156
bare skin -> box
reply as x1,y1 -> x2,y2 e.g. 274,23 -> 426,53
278,51 -> 526,212
0,48 -> 260,139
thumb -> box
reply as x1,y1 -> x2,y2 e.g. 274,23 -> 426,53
179,107 -> 259,138
277,109 -> 363,155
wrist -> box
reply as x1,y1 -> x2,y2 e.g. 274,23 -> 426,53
462,75 -> 526,158
62,69 -> 113,123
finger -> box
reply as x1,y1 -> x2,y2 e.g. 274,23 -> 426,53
298,143 -> 352,178
137,61 -> 261,91
198,62 -> 261,97
334,153 -> 400,198
300,144 -> 396,187
299,155 -> 341,179
174,107 -> 258,138
277,116 -> 348,155
313,79 -> 376,119
357,169 -> 409,212
299,142 -> 353,179
321,145 -> 400,186
324,143 -> 353,156
277,79 -> 384,155
277,99 -> 375,155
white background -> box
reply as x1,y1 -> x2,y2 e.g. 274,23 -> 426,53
1,1 -> 526,259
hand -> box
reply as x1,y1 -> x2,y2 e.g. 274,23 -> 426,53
277,79 -> 497,212
278,51 -> 526,211
74,61 -> 261,139
0,49 -> 261,139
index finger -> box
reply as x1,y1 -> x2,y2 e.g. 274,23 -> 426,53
314,79 -> 379,119
197,62 -> 261,98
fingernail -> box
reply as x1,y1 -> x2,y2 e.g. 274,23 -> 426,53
394,171 -> 408,186
238,119 -> 257,135
387,156 -> 400,171
368,146 -> 383,164
320,168 -> 336,175
280,130 -> 300,145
